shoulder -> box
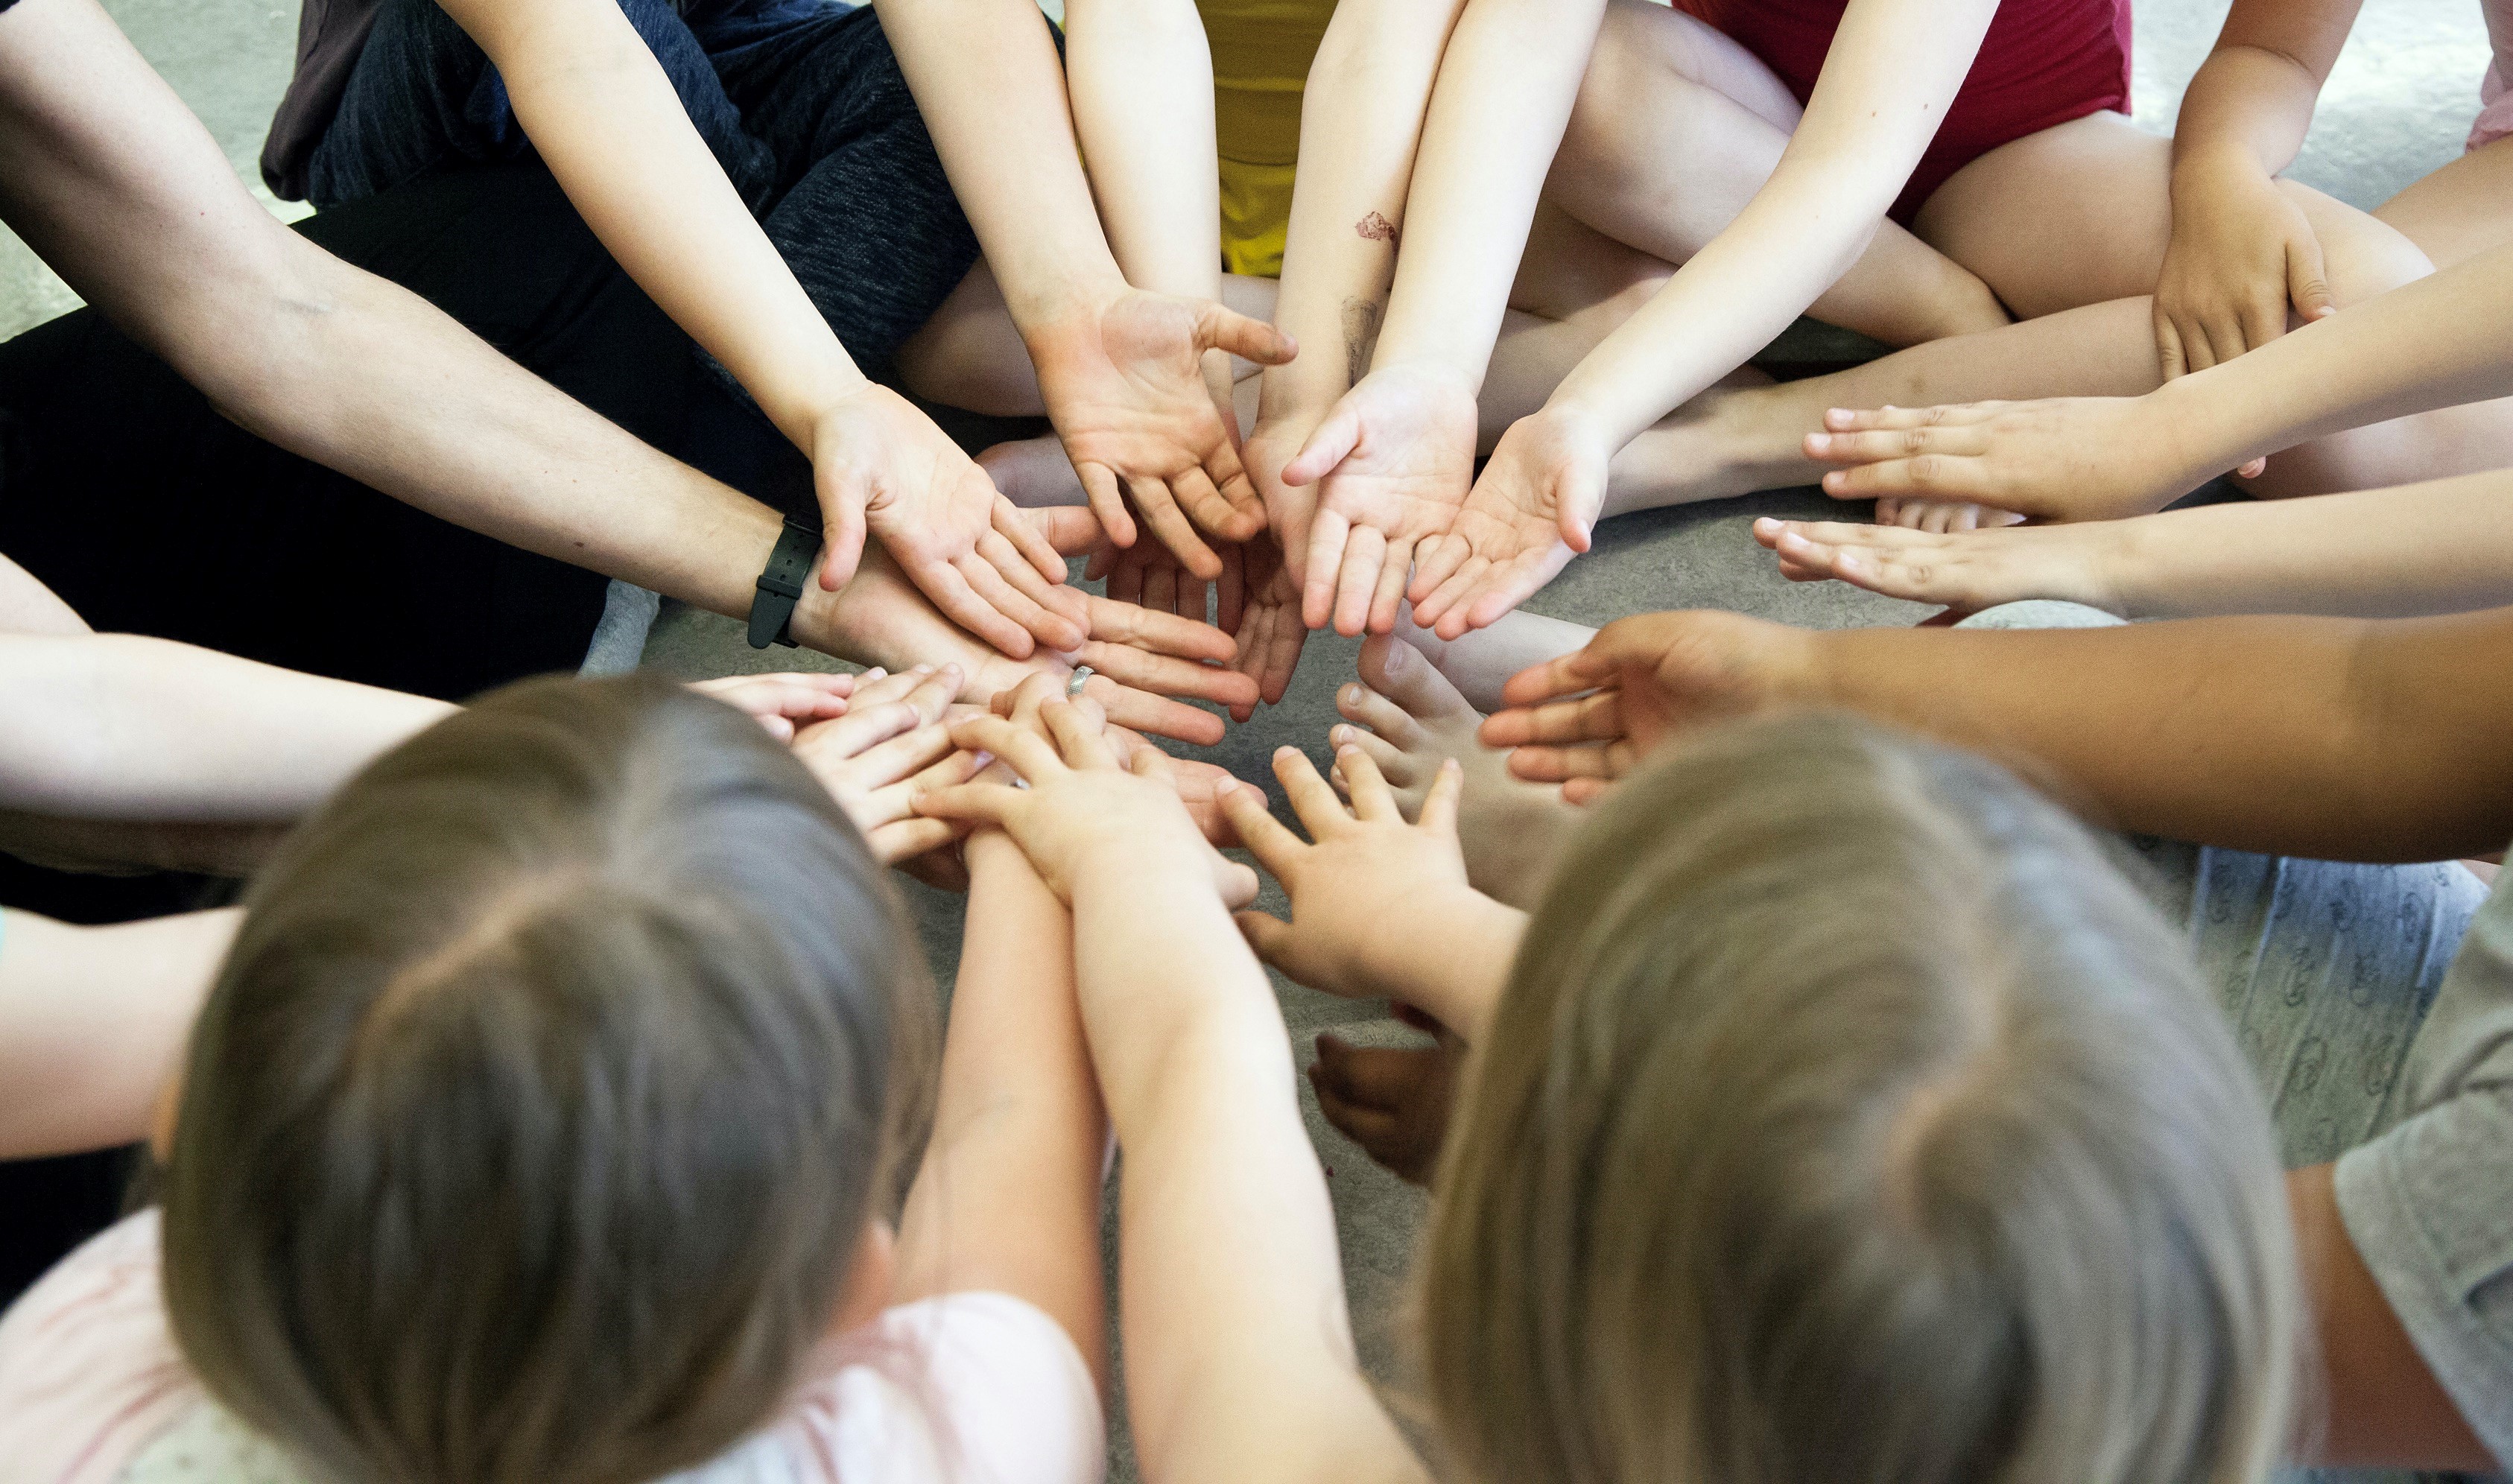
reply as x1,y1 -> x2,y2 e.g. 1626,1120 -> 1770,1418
677,1293 -> 1104,1484
0,1211 -> 210,1484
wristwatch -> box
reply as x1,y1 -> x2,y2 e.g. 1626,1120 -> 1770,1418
747,516 -> 824,650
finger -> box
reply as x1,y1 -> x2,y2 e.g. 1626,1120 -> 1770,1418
1331,525 -> 1388,638
1042,696 -> 1120,770
917,557 -> 1037,659
1418,757 -> 1464,837
1084,678 -> 1228,747
1195,301 -> 1298,368
1235,910 -> 1303,975
993,492 -> 1071,583
800,698 -> 924,761
1367,536 -> 1414,636
1086,594 -> 1241,663
1072,639 -> 1260,712
1131,475 -> 1224,579
2286,232 -> 2337,323
1024,504 -> 1112,557
1216,542 -> 1246,635
945,712 -> 1070,781
1302,508 -> 1351,630
1817,402 -> 2000,433
866,816 -> 961,866
976,533 -> 1089,651
839,719 -> 961,794
1817,454 -> 1994,505
1271,745 -> 1355,836
1407,533 -> 1469,609
1078,463 -> 1135,548
1219,779 -> 1307,876
1480,691 -> 1623,752
1142,556 -> 1178,622
1456,551 -> 1565,638
1281,403 -> 1362,488
2237,456 -> 2269,481
1335,744 -> 1401,822
1326,722 -> 1406,788
1410,552 -> 1486,635
1562,776 -> 1611,807
1493,646 -> 1614,709
1801,424 -> 1988,468
1258,606 -> 1307,705
2239,291 -> 2287,359
2155,306 -> 2189,381
1174,464 -> 1264,543
819,479 -> 871,593
2181,313 -> 2224,375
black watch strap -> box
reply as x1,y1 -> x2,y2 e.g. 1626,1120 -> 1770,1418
747,516 -> 824,650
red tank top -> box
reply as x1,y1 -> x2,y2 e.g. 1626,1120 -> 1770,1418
1676,0 -> 2132,221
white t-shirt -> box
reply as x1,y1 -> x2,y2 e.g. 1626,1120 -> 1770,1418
0,1212 -> 1104,1484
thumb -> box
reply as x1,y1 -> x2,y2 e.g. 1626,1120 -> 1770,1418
1235,909 -> 1299,968
2287,231 -> 2337,323
819,488 -> 869,592
1196,301 -> 1298,367
1283,402 -> 1363,487
1556,468 -> 1604,554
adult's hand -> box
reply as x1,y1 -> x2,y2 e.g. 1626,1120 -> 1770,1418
1278,362 -> 1479,635
1027,288 -> 1296,577
824,539 -> 1255,745
1407,404 -> 1614,638
1480,609 -> 1821,802
810,382 -> 1086,658
1801,398 -> 2261,522
2155,155 -> 2336,378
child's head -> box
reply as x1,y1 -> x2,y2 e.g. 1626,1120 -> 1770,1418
1420,714 -> 2295,1484
159,674 -> 932,1484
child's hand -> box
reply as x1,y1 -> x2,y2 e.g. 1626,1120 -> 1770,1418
1221,743 -> 1471,1003
688,670 -> 857,741
917,696 -> 1258,908
793,665 -> 979,864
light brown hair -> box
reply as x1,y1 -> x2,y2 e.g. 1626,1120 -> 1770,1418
160,673 -> 934,1484
1419,713 -> 2295,1484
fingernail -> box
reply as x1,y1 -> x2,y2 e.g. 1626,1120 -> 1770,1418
1806,434 -> 1830,453
862,668 -> 887,680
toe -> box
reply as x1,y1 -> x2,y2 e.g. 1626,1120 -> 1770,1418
1337,682 -> 1423,750
1330,723 -> 1417,790
1357,633 -> 1475,727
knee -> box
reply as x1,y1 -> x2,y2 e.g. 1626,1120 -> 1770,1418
2281,181 -> 2436,308
1562,3 -> 1688,170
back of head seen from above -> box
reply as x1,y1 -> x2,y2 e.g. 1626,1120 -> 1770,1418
159,673 -> 935,1484
1421,712 -> 2298,1484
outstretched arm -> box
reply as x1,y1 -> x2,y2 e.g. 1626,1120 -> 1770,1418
429,0 -> 1080,656
914,707 -> 1428,1484
0,907 -> 238,1159
1401,0 -> 2000,637
1249,0 -> 1468,572
893,826 -> 1109,1385
1483,606 -> 2513,863
1755,466 -> 2513,621
873,0 -> 1293,574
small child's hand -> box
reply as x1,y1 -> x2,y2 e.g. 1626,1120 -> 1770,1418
688,670 -> 857,741
917,696 -> 1258,908
792,665 -> 975,865
1222,743 -> 1473,1003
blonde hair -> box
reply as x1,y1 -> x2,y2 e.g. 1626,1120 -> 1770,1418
1419,714 -> 2295,1484
162,674 -> 936,1484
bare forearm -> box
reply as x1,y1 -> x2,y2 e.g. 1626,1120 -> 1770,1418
1371,0 -> 1602,386
2171,0 -> 2359,179
875,0 -> 1126,327
0,907 -> 238,1158
451,0 -> 868,448
1065,0 -> 1221,300
896,831 -> 1108,1379
1804,609 -> 2513,860
0,633 -> 451,822
1361,884 -> 1521,1042
1263,0 -> 1465,415
2104,472 -> 2513,621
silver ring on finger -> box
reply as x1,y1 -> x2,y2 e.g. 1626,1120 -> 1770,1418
1066,666 -> 1094,699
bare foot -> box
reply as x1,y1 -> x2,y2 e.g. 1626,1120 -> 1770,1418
1393,604 -> 1592,714
1329,633 -> 1576,910
1601,373 -> 1826,516
977,434 -> 1086,508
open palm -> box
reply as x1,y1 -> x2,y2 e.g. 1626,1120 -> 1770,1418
1407,408 -> 1611,638
1281,364 -> 1478,635
1030,289 -> 1294,578
814,385 -> 1083,659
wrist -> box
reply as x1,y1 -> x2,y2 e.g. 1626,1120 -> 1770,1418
1359,884 -> 1521,1042
2144,371 -> 2255,489
1012,269 -> 1135,349
2169,139 -> 2267,195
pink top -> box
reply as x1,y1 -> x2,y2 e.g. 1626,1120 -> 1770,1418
0,1214 -> 1104,1484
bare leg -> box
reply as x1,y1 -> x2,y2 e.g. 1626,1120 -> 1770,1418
1541,0 -> 2012,347
2372,135 -> 2513,270
1328,632 -> 1579,909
